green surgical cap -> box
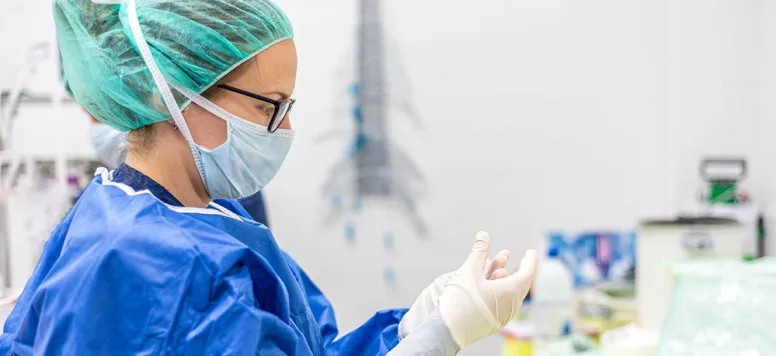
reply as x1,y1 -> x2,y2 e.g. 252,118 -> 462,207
54,0 -> 294,131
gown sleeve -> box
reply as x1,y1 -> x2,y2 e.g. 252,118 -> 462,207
324,309 -> 409,356
177,266 -> 300,355
6,229 -> 301,356
283,254 -> 409,356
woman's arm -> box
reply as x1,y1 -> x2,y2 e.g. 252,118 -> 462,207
387,310 -> 460,356
283,253 -> 409,355
324,309 -> 408,355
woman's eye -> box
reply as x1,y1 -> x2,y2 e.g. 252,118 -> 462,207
259,105 -> 275,117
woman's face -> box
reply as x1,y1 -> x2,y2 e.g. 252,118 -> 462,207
184,39 -> 298,150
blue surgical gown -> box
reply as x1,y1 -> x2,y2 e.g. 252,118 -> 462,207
239,191 -> 270,228
0,164 -> 406,355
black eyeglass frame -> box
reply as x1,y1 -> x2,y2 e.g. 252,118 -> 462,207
217,84 -> 296,133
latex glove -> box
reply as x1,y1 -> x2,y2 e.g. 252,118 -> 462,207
439,231 -> 537,349
398,249 -> 512,339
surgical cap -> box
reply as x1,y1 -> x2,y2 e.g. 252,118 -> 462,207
54,0 -> 294,132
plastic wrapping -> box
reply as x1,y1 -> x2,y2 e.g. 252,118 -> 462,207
659,259 -> 776,356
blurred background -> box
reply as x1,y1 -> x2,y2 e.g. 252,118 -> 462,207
2,0 -> 776,355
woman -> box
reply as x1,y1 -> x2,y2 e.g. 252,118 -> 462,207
0,1 -> 536,355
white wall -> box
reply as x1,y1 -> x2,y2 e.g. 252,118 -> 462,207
667,0 -> 763,210
0,1 -> 61,97
759,0 -> 776,194
0,0 -> 772,354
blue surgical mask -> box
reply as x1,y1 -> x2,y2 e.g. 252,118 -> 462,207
175,85 -> 294,200
89,123 -> 127,169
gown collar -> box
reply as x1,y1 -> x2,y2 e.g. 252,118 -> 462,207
112,163 -> 184,207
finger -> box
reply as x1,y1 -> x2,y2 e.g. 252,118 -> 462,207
484,250 -> 509,272
486,250 -> 511,279
496,249 -> 538,290
512,249 -> 539,282
493,250 -> 511,268
464,231 -> 491,271
490,268 -> 508,280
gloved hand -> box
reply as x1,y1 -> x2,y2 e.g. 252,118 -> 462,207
398,248 -> 512,339
438,231 -> 537,349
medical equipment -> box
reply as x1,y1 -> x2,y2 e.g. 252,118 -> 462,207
501,322 -> 535,356
598,324 -> 658,356
636,217 -> 744,334
532,248 -> 574,338
575,284 -> 637,336
547,231 -> 636,288
660,260 -> 776,356
382,231 -> 395,249
699,158 -> 747,205
689,158 -> 763,260
383,267 -> 396,283
0,42 -> 50,148
318,0 -> 428,241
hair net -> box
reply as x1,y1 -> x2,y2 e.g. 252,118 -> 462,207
54,0 -> 294,132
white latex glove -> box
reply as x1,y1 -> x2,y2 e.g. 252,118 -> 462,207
398,249 -> 512,339
438,231 -> 537,349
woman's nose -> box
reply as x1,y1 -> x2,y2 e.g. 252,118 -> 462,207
278,114 -> 292,130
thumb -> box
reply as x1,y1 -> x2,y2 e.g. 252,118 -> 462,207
463,231 -> 491,271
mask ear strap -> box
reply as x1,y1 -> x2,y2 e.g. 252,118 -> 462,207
124,0 -> 207,184
171,84 -> 232,122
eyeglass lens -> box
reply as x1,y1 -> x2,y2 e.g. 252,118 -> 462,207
270,100 -> 293,132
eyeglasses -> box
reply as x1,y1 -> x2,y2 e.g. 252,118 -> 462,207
217,84 -> 296,133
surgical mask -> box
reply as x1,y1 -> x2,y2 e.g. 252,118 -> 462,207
89,123 -> 127,169
175,85 -> 294,199
122,0 -> 293,200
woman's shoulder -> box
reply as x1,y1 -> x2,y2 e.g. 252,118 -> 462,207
70,196 -> 270,275
57,210 -> 207,280
76,211 -> 244,266
65,182 -> 271,279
